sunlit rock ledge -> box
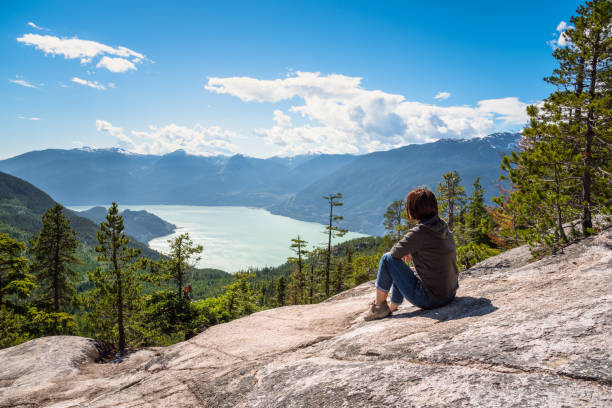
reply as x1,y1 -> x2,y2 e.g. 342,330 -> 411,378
1,229 -> 611,407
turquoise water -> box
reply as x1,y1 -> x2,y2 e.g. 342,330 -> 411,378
69,205 -> 367,273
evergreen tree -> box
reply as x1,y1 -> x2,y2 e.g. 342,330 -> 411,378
306,247 -> 320,304
223,272 -> 256,318
383,200 -> 406,241
322,193 -> 347,298
0,306 -> 32,348
502,0 -> 611,250
287,235 -> 308,303
159,233 -> 203,299
459,177 -> 493,246
437,171 -> 467,231
86,203 -> 145,354
334,262 -> 344,295
456,242 -> 502,270
30,204 -> 79,313
276,275 -> 286,306
543,0 -> 611,235
352,254 -> 379,286
141,289 -> 198,345
500,125 -> 577,250
491,183 -> 524,247
0,233 -> 33,307
344,247 -> 353,291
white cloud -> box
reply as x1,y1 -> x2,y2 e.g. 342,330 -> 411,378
205,71 -> 528,156
477,97 -> 528,125
556,21 -> 567,32
205,72 -> 365,103
549,20 -> 573,49
17,115 -> 40,120
96,56 -> 136,73
16,33 -> 146,72
96,120 -> 238,156
9,78 -> 37,88
27,22 -> 46,30
96,120 -> 132,143
273,110 -> 292,127
72,77 -> 106,90
434,91 -> 451,100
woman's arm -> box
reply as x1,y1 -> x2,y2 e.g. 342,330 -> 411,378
389,229 -> 423,259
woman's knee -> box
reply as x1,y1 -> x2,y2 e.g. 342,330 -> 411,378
381,252 -> 393,262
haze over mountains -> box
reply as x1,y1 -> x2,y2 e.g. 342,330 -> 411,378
0,132 -> 520,235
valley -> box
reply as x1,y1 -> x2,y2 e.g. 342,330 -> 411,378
71,204 -> 367,272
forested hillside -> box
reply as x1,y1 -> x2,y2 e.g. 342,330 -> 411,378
0,171 -> 160,259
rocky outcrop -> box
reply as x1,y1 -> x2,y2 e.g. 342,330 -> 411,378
1,230 -> 611,407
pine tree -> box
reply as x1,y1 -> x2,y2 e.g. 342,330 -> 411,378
30,204 -> 79,313
460,177 -> 493,246
491,183 -> 524,247
86,203 -> 145,354
504,0 -> 612,249
223,272 -> 256,318
0,233 -> 33,307
287,236 -> 308,303
322,193 -> 347,298
500,123 -> 578,250
351,254 -> 379,286
276,275 -> 286,306
334,262 -> 344,294
437,171 -> 467,231
344,247 -> 353,291
542,0 -> 612,235
160,233 -> 203,299
306,247 -> 320,304
383,200 -> 406,242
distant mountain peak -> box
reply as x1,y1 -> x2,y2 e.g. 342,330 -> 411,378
74,146 -> 142,156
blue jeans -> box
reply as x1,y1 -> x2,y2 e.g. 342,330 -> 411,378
375,253 -> 452,309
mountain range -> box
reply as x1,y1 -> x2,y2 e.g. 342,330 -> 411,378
0,132 -> 520,235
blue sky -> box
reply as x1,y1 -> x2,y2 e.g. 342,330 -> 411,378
1,0 -> 581,158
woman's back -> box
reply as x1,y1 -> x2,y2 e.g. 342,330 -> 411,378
390,216 -> 459,301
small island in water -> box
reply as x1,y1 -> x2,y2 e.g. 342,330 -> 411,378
78,206 -> 177,244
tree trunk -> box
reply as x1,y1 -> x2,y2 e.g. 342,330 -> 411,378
554,163 -> 568,243
336,263 -> 343,294
582,35 -> 600,235
297,242 -> 303,302
177,245 -> 183,299
53,223 -> 60,314
325,200 -> 332,298
309,263 -> 314,304
113,229 -> 125,354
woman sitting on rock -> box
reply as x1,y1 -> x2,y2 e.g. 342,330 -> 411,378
365,188 -> 459,320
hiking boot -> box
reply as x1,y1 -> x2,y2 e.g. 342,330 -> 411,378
364,301 -> 391,321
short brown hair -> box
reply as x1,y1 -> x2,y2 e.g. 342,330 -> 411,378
405,188 -> 438,220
